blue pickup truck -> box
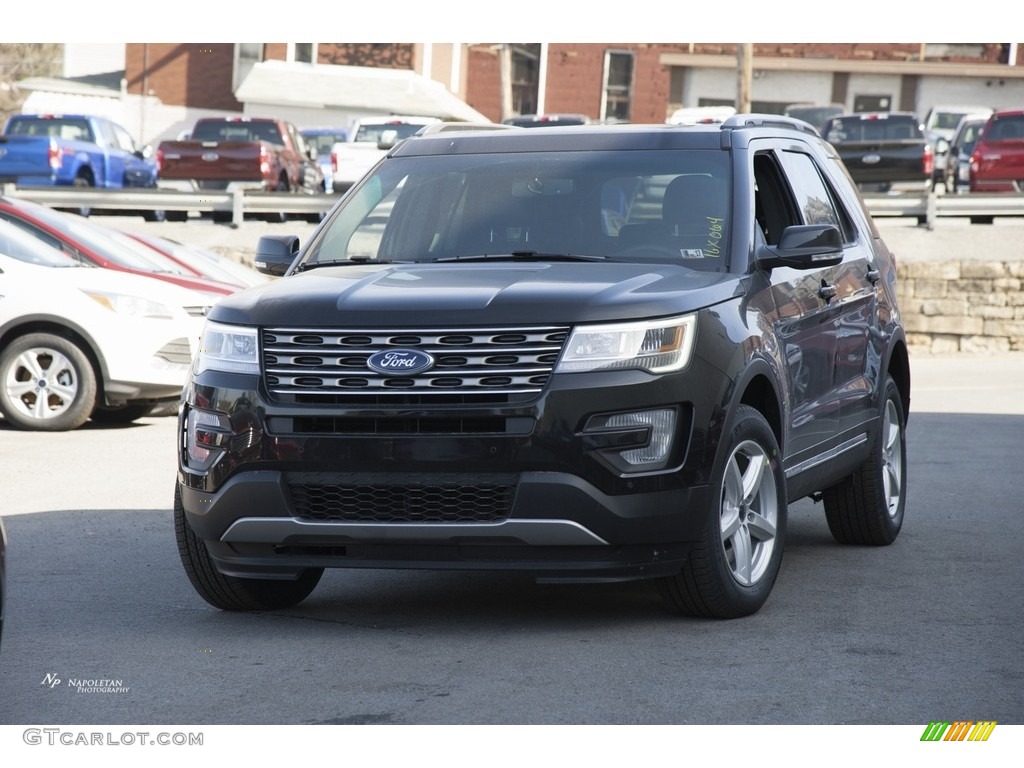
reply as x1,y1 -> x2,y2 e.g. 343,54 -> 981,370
0,114 -> 158,189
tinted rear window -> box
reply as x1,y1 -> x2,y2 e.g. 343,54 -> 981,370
5,116 -> 94,142
985,115 -> 1024,141
824,117 -> 923,143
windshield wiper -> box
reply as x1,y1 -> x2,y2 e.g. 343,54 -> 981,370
436,251 -> 607,263
295,258 -> 413,272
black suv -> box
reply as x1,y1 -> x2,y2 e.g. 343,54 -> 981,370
175,116 -> 910,619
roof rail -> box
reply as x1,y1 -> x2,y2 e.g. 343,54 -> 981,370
721,113 -> 820,136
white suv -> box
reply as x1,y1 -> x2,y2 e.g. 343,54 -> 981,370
0,222 -> 206,430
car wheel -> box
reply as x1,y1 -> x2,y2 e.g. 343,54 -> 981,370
822,376 -> 906,545
660,405 -> 787,618
90,403 -> 154,423
0,333 -> 97,431
263,175 -> 290,223
174,484 -> 323,611
71,172 -> 94,217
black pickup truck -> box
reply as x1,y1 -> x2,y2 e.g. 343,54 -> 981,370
821,112 -> 932,193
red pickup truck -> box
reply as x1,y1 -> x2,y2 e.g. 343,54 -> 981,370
156,117 -> 320,194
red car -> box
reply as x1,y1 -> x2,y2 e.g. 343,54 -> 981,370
0,196 -> 238,298
969,110 -> 1024,193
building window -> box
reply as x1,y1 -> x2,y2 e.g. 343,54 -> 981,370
602,50 -> 634,122
853,94 -> 892,112
510,44 -> 540,116
289,43 -> 316,63
233,43 -> 264,91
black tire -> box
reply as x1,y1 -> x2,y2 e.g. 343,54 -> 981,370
970,215 -> 995,225
90,403 -> 154,423
71,172 -> 94,217
660,405 -> 787,619
262,176 -> 290,223
165,211 -> 189,222
0,333 -> 97,431
174,484 -> 323,611
822,376 -> 907,546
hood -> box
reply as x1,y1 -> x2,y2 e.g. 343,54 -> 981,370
209,261 -> 745,327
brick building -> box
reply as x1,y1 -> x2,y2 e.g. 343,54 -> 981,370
18,43 -> 1024,144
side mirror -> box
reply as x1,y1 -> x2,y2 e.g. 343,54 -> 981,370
935,138 -> 950,154
139,144 -> 154,159
254,234 -> 301,276
377,129 -> 399,150
757,224 -> 844,270
307,146 -> 318,161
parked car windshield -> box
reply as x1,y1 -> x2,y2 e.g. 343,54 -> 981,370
353,122 -> 432,143
303,148 -> 732,269
301,131 -> 348,156
0,219 -> 80,267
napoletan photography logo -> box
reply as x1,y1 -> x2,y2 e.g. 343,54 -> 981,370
920,721 -> 997,742
41,673 -> 130,694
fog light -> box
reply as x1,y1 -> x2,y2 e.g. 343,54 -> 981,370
603,409 -> 676,466
185,408 -> 229,471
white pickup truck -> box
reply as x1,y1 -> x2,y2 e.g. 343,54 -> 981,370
330,115 -> 438,192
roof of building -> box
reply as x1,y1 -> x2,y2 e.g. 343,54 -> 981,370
234,60 -> 488,122
15,70 -> 123,98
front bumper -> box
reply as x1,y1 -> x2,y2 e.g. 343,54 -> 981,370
177,355 -> 730,581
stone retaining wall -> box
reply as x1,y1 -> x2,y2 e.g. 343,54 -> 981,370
897,261 -> 1024,354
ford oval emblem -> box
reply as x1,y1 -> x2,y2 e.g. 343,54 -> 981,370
861,153 -> 882,165
201,151 -> 220,162
367,349 -> 435,376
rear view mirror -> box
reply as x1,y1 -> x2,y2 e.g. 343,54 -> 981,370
254,234 -> 301,276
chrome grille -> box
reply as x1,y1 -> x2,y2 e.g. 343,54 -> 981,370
262,326 -> 568,400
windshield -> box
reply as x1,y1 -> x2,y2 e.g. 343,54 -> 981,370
0,220 -> 80,267
353,122 -> 432,143
28,205 -> 188,272
302,148 -> 731,270
302,131 -> 348,155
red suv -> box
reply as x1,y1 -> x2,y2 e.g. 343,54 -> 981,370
969,110 -> 1024,193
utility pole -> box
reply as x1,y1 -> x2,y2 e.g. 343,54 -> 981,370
737,43 -> 753,113
499,44 -> 513,121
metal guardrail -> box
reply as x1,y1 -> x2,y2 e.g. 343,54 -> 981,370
3,184 -> 1023,228
1,184 -> 342,227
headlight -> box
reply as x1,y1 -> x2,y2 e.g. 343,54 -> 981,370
82,290 -> 173,319
195,321 -> 259,374
556,315 -> 697,374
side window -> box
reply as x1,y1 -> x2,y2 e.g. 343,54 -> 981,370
778,149 -> 855,243
95,120 -> 118,148
111,123 -> 137,153
752,152 -> 799,246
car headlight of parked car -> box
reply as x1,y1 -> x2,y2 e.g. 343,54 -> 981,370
82,290 -> 174,319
